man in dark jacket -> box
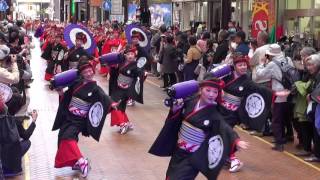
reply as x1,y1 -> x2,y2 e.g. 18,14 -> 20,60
1,107 -> 38,177
159,34 -> 178,88
212,30 -> 229,64
234,31 -> 249,55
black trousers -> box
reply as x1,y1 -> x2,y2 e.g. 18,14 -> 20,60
272,102 -> 290,144
284,103 -> 294,138
166,148 -> 199,180
163,73 -> 177,88
298,121 -> 314,152
2,139 -> 31,174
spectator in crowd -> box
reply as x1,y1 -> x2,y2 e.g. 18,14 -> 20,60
234,31 -> 249,55
212,30 -> 229,65
0,45 -> 19,84
159,34 -> 178,89
292,47 -> 316,154
223,34 -> 237,65
1,99 -> 38,177
184,35 -> 202,81
203,39 -> 214,70
150,24 -> 167,77
303,54 -> 320,162
250,31 -> 270,83
255,44 -> 291,152
175,32 -> 189,82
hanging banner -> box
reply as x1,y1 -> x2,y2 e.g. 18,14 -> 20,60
251,0 -> 268,39
268,0 -> 276,43
149,3 -> 172,28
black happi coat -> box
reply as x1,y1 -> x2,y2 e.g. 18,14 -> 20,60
41,42 -> 67,74
220,73 -> 272,131
52,79 -> 112,142
66,46 -> 90,62
149,96 -> 239,179
65,46 -> 91,70
110,60 -> 145,104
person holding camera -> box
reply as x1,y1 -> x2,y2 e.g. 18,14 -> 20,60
256,44 -> 292,152
0,44 -> 19,85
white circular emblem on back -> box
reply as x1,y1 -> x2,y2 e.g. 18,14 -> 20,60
88,102 -> 104,127
135,77 -> 141,94
137,57 -> 147,68
203,120 -> 210,126
245,93 -> 265,118
57,50 -> 65,61
208,135 -> 224,169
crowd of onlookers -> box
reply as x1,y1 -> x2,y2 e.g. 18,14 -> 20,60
149,20 -> 320,162
0,19 -> 38,179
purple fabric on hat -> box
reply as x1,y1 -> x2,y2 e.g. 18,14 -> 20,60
99,52 -> 121,65
169,80 -> 199,99
53,69 -> 78,88
210,64 -> 232,78
64,24 -> 96,54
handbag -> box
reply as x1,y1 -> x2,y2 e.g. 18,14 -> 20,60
0,115 -> 20,144
194,56 -> 207,80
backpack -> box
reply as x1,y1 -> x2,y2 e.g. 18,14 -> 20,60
273,57 -> 301,90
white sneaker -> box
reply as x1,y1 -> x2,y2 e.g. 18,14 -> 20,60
229,158 -> 243,173
78,158 -> 90,177
120,123 -> 129,134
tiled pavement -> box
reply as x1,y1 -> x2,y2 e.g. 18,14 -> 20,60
8,37 -> 320,180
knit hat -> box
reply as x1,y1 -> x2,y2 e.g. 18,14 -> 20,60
0,45 -> 10,60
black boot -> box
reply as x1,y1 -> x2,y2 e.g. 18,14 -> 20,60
272,144 -> 284,152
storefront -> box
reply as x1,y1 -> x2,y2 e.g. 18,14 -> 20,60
235,0 -> 320,48
89,0 -> 103,22
282,0 -> 320,48
172,0 -> 222,32
148,0 -> 172,28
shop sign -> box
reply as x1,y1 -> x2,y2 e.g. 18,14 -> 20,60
102,0 -> 111,11
0,0 -> 8,12
111,0 -> 122,14
90,0 -> 102,7
251,0 -> 268,38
